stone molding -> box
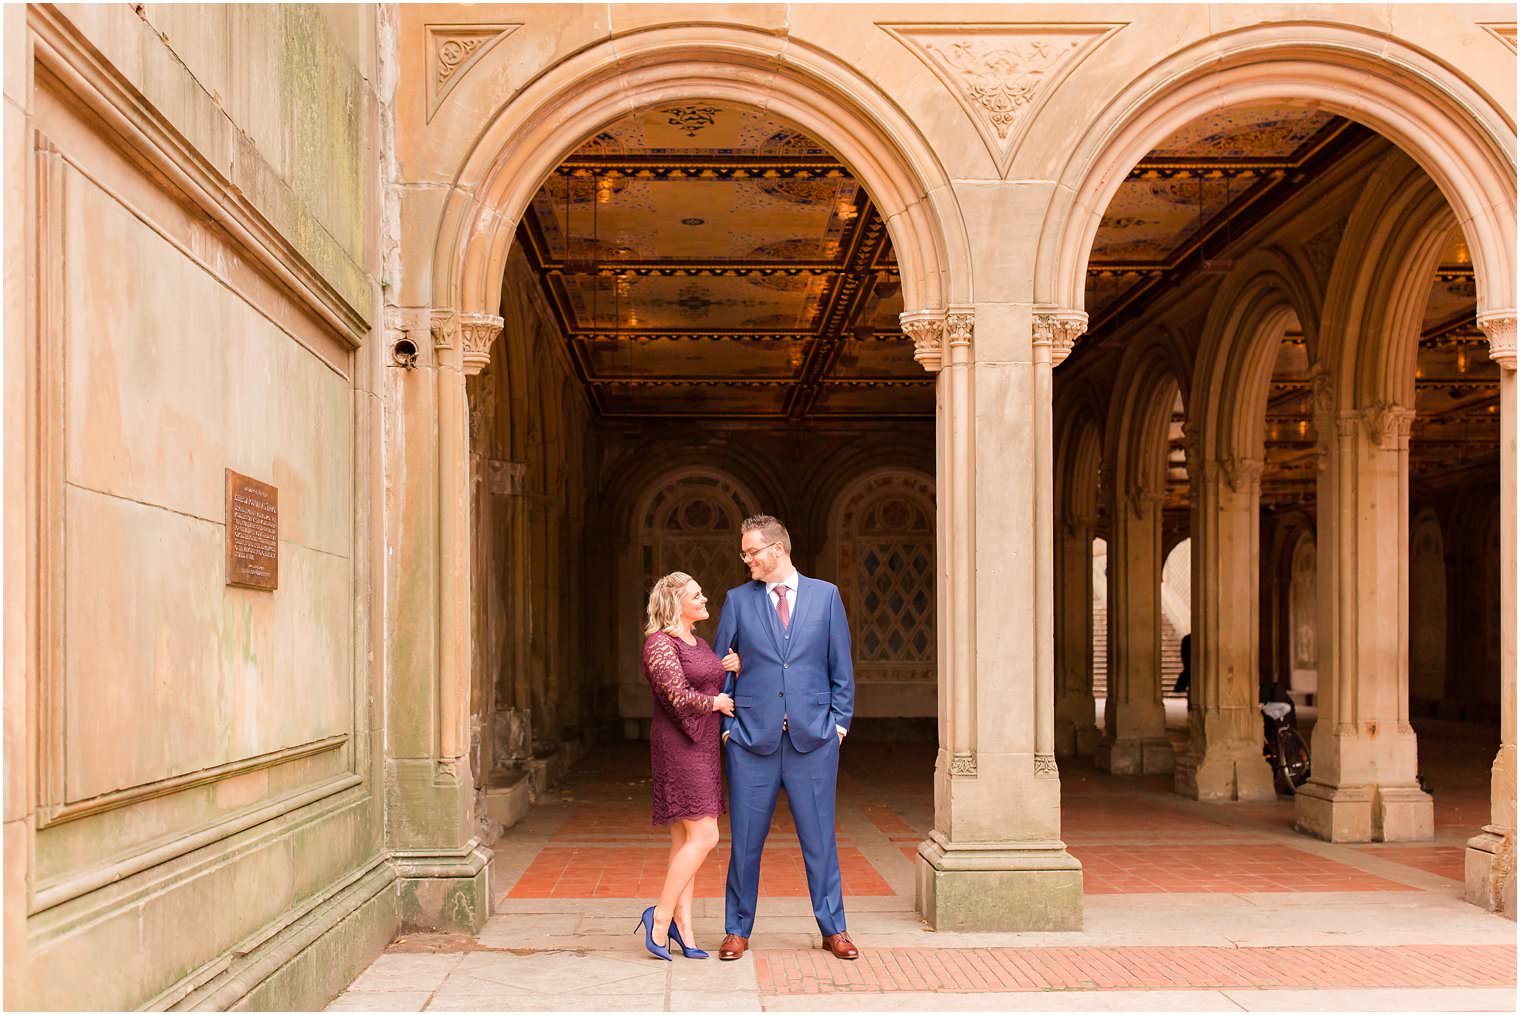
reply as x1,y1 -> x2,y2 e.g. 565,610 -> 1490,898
28,5 -> 371,345
1479,312 -> 1517,370
880,23 -> 1124,177
1032,310 -> 1088,366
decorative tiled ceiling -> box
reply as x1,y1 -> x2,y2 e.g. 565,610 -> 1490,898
517,102 -> 1487,441
517,103 -> 914,420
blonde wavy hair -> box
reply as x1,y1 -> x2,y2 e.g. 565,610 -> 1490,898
644,571 -> 695,638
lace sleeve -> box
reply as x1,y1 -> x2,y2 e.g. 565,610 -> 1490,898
643,634 -> 714,740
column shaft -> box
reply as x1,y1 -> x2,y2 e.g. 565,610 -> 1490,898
1296,396 -> 1432,841
1054,519 -> 1099,755
1175,460 -> 1275,800
1097,490 -> 1172,774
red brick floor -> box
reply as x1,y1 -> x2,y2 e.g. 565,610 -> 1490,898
509,845 -> 893,898
1072,843 -> 1421,894
1357,845 -> 1467,881
754,945 -> 1518,994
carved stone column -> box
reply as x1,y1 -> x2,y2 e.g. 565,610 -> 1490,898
1053,510 -> 1100,756
1296,371 -> 1432,842
1096,481 -> 1173,775
910,306 -> 1083,932
1467,312 -> 1516,914
1174,454 -> 1276,800
385,308 -> 503,934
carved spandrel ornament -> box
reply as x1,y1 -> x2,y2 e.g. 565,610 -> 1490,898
880,24 -> 1124,177
425,24 -> 521,121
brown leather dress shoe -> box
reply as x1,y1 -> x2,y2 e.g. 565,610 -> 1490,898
718,934 -> 748,960
821,932 -> 859,959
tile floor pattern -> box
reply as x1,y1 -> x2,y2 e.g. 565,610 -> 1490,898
329,717 -> 1516,1012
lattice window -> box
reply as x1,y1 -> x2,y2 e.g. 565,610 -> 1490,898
833,472 -> 935,682
638,473 -> 756,633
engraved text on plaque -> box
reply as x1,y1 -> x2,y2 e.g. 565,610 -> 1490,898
226,470 -> 278,590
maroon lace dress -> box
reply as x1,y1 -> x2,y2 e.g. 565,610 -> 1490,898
642,632 -> 726,826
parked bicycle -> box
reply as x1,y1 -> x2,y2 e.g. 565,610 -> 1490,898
1261,700 -> 1311,794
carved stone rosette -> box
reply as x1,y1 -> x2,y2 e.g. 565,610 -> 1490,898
900,310 -> 945,372
1479,312 -> 1517,370
1032,310 -> 1088,367
459,313 -> 505,375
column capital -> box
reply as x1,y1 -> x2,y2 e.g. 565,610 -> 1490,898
1359,401 -> 1416,449
459,313 -> 505,376
1215,456 -> 1265,495
1032,309 -> 1088,367
430,309 -> 457,350
945,307 -> 975,350
1478,311 -> 1517,370
900,309 -> 944,373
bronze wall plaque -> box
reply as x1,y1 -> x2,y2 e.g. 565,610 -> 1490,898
226,469 -> 278,590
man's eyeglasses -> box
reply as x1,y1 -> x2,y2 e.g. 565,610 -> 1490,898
739,542 -> 779,563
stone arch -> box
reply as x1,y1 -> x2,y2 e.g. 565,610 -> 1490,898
1105,328 -> 1191,504
1038,22 -> 1515,328
1190,247 -> 1320,465
1320,153 -> 1459,411
1056,378 -> 1107,528
431,23 -> 971,343
823,468 -> 938,701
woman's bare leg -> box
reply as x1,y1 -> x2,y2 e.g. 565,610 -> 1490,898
673,819 -> 709,945
652,816 -> 719,947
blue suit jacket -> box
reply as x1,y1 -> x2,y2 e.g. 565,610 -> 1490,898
712,575 -> 854,755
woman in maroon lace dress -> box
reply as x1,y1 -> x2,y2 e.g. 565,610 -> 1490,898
635,571 -> 740,960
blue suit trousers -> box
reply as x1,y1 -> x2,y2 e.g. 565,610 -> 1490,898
724,733 -> 846,938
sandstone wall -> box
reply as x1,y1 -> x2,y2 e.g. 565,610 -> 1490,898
4,5 -> 388,1009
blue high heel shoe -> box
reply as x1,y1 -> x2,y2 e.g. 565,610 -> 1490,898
635,906 -> 672,960
667,922 -> 708,959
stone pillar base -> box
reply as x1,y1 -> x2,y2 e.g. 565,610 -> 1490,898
1054,720 -> 1101,757
1095,736 -> 1174,775
1465,825 -> 1516,917
1174,743 -> 1276,802
1295,781 -> 1434,842
394,840 -> 493,934
915,833 -> 1082,931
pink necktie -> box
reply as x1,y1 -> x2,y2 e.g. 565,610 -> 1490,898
775,586 -> 790,628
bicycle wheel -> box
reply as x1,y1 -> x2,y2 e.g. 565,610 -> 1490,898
1275,727 -> 1311,787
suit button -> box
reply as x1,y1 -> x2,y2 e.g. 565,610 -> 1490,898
778,692 -> 784,697
783,663 -> 789,669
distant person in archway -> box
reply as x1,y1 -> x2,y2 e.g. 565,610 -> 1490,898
713,515 -> 859,961
1174,633 -> 1193,697
635,572 -> 740,960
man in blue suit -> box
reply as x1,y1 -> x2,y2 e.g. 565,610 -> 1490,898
712,515 -> 859,961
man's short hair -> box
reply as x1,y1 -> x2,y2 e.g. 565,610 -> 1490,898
740,514 -> 792,555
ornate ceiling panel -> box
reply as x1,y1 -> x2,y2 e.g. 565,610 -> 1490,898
518,101 -> 917,420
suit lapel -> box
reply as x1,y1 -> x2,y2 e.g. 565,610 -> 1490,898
750,582 -> 783,656
787,574 -> 818,657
